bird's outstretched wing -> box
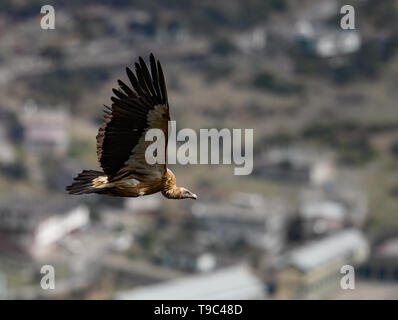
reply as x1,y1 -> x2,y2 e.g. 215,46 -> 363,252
96,53 -> 170,181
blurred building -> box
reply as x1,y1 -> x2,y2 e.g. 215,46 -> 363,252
296,21 -> 361,58
287,185 -> 368,243
358,234 -> 398,282
234,26 -> 267,53
192,193 -> 289,253
21,100 -> 70,157
275,229 -> 369,299
99,194 -> 162,231
115,264 -> 266,300
0,196 -> 89,257
0,126 -> 16,165
288,200 -> 346,242
255,146 -> 336,186
20,100 -> 71,182
127,10 -> 155,38
156,242 -> 216,273
124,193 -> 162,214
300,186 -> 368,229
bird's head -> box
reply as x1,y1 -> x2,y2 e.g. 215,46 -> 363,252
163,186 -> 197,200
179,187 -> 197,200
162,169 -> 197,200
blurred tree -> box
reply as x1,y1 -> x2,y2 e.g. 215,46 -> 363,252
390,141 -> 398,159
1,162 -> 27,180
253,71 -> 302,94
211,37 -> 236,56
302,122 -> 377,165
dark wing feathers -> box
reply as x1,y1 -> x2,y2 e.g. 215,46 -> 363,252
139,57 -> 157,100
112,88 -> 128,100
157,60 -> 168,104
96,54 -> 169,177
103,104 -> 112,115
117,79 -> 136,98
150,54 -> 162,102
126,67 -> 145,97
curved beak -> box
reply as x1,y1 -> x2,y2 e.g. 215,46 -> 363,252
191,193 -> 197,200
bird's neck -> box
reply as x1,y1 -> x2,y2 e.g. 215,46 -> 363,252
162,186 -> 184,199
162,169 -> 180,199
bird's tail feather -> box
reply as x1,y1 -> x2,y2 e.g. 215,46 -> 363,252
66,170 -> 106,195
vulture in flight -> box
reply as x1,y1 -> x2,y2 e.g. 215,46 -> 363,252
66,54 -> 197,200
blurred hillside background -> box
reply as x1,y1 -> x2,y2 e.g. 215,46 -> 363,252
1,0 -> 398,299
